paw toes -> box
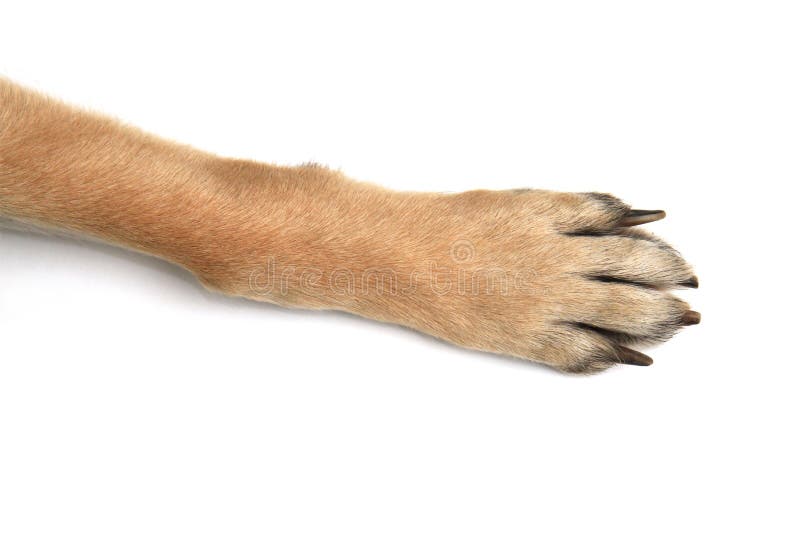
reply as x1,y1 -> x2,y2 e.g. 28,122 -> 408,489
561,277 -> 694,344
554,192 -> 631,232
536,328 -> 618,374
554,192 -> 668,234
570,229 -> 697,289
542,329 -> 656,373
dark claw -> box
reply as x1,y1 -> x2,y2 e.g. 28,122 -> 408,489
682,310 -> 701,325
620,209 -> 666,227
681,276 -> 700,288
616,346 -> 654,366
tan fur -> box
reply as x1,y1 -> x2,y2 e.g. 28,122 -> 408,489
0,78 -> 696,373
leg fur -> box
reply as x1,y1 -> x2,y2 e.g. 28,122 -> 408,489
0,78 -> 698,373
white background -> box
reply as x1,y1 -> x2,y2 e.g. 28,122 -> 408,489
1,1 -> 798,532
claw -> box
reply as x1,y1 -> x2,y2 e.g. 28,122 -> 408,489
616,346 -> 654,366
620,209 -> 666,227
682,310 -> 701,325
681,276 -> 700,288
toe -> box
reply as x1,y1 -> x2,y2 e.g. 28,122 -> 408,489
568,229 -> 697,289
558,276 -> 692,345
535,327 -> 618,374
551,192 -> 631,233
552,192 -> 670,234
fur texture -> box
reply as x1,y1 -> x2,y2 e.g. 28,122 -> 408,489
0,78 -> 697,373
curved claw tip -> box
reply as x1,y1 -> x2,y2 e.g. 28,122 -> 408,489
620,209 -> 666,227
682,310 -> 702,325
616,346 -> 654,366
681,276 -> 699,288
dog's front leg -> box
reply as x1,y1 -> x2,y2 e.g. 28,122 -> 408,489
1,78 -> 699,372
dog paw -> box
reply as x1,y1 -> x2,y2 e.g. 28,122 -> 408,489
415,189 -> 700,373
195,167 -> 699,374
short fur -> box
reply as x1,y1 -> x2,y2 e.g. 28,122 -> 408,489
0,78 -> 696,373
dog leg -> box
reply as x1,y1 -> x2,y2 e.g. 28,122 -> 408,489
0,78 -> 699,372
